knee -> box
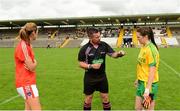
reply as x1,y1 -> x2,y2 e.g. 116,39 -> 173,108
101,94 -> 109,103
85,96 -> 93,104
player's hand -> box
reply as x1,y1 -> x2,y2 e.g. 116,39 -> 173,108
91,64 -> 101,69
142,95 -> 152,109
142,88 -> 150,109
24,63 -> 35,72
24,57 -> 36,72
24,63 -> 30,70
134,79 -> 138,88
34,59 -> 37,65
143,88 -> 150,100
117,50 -> 126,57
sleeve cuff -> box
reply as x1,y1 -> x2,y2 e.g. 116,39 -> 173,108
149,62 -> 156,67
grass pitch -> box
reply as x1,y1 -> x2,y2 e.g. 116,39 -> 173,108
0,48 -> 180,110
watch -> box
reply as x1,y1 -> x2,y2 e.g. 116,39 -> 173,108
88,64 -> 93,69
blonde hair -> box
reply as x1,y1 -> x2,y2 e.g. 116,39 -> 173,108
18,22 -> 37,43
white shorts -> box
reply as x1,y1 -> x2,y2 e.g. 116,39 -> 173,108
17,84 -> 39,100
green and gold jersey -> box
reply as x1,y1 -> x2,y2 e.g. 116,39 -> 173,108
137,42 -> 159,82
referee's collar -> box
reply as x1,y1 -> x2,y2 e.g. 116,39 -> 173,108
88,41 -> 102,47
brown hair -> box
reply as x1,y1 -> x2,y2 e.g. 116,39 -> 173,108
87,28 -> 100,37
137,27 -> 158,50
18,22 -> 37,43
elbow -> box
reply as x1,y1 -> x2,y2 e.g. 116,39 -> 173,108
79,62 -> 83,68
79,64 -> 84,69
79,64 -> 82,68
79,62 -> 86,69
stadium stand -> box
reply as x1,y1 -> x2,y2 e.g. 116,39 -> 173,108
0,14 -> 180,48
0,39 -> 14,47
164,38 -> 179,46
63,39 -> 83,48
100,27 -> 120,38
171,27 -> 180,38
31,38 -> 61,48
0,29 -> 18,39
154,37 -> 162,46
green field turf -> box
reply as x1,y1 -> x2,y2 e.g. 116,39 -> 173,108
0,48 -> 180,110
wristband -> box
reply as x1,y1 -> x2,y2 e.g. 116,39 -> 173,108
144,88 -> 150,94
88,64 -> 93,69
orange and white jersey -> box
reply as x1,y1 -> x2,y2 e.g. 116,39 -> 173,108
14,40 -> 36,88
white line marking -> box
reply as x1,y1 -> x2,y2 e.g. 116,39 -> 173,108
0,95 -> 20,105
161,59 -> 180,77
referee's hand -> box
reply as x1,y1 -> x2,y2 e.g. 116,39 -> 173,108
91,64 -> 101,69
117,50 -> 126,57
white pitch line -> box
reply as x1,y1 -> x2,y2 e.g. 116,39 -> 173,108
0,95 -> 20,105
161,59 -> 180,78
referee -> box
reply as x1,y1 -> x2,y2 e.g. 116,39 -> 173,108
78,28 -> 125,110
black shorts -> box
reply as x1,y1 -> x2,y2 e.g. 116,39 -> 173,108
84,77 -> 109,95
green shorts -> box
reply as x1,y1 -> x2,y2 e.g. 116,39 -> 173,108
136,80 -> 158,100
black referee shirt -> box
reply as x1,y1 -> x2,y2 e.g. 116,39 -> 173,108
78,41 -> 115,81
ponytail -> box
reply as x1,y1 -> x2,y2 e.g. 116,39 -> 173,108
148,27 -> 158,50
18,22 -> 37,44
19,28 -> 30,43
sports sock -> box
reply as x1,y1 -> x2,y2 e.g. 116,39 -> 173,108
103,102 -> 111,110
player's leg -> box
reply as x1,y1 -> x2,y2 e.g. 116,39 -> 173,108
25,101 -> 31,110
84,94 -> 93,110
17,87 -> 32,110
28,85 -> 41,110
148,82 -> 158,110
100,93 -> 111,110
135,96 -> 143,111
83,80 -> 95,110
136,81 -> 158,110
99,78 -> 111,110
26,97 -> 41,110
149,100 -> 155,110
135,80 -> 144,110
100,93 -> 109,103
23,85 -> 41,110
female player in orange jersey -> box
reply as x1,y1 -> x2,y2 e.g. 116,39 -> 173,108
14,22 -> 41,110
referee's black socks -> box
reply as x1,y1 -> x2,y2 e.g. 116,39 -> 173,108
103,102 -> 111,110
84,102 -> 91,110
83,102 -> 111,110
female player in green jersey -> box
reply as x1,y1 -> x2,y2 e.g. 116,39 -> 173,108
135,27 -> 159,110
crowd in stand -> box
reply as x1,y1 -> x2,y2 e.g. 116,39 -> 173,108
0,26 -> 180,40
100,28 -> 120,37
42,27 -> 121,39
151,26 -> 167,37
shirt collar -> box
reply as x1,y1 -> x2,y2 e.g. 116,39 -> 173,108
88,41 -> 102,46
21,40 -> 30,46
144,41 -> 151,47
